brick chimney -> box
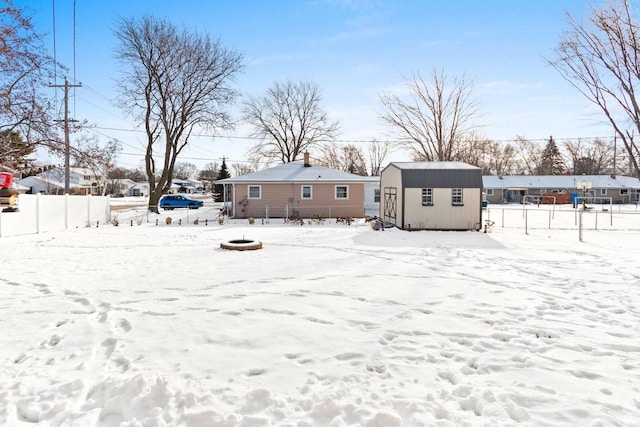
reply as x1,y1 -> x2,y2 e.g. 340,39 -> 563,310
303,151 -> 311,167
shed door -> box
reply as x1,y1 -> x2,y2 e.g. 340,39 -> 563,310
383,187 -> 397,222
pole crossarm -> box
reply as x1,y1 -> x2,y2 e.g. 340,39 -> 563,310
49,78 -> 82,194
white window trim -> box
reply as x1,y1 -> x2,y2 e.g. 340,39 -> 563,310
248,185 -> 262,199
421,188 -> 433,206
600,188 -> 607,196
452,188 -> 464,206
335,185 -> 349,200
486,188 -> 494,196
301,185 -> 313,200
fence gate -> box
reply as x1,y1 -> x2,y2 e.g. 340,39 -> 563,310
383,187 -> 397,222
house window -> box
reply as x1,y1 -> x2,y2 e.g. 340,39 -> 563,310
421,188 -> 433,206
600,188 -> 607,196
620,188 -> 629,195
301,185 -> 312,200
374,189 -> 380,203
335,185 -> 349,200
486,188 -> 494,196
452,188 -> 463,205
248,185 -> 261,199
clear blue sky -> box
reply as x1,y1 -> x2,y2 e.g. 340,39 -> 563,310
18,0 -> 610,171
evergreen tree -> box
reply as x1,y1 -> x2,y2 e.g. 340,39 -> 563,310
538,136 -> 565,175
214,158 -> 231,202
0,130 -> 35,171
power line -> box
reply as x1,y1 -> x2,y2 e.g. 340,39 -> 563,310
92,125 -> 615,145
72,0 -> 77,116
51,0 -> 57,105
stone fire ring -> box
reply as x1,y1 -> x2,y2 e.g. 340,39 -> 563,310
220,239 -> 263,251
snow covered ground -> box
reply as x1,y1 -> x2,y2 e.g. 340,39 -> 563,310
1,204 -> 639,426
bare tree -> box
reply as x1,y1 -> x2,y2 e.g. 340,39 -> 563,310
452,133 -> 523,176
368,139 -> 391,176
72,135 -> 121,195
0,1 -> 63,158
114,16 -> 243,212
243,80 -> 340,163
489,143 -> 521,176
379,69 -> 481,161
231,162 -> 254,177
550,0 -> 640,177
317,143 -> 368,175
452,132 -> 493,173
564,138 -> 615,175
514,136 -> 544,175
173,162 -> 197,180
198,161 -> 219,191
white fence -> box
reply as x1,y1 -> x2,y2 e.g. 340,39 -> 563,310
485,204 -> 640,233
0,194 -> 110,238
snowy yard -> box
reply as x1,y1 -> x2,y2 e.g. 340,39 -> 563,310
0,205 -> 638,426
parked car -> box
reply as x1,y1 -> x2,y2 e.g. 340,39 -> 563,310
159,195 -> 204,210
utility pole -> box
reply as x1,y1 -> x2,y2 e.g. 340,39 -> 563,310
49,78 -> 81,194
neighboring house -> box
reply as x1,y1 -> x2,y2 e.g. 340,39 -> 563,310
380,162 -> 483,231
483,175 -> 640,204
363,176 -> 381,217
129,182 -> 150,197
106,178 -> 136,196
18,175 -> 69,194
172,178 -> 204,193
19,167 -> 106,195
217,153 -> 377,219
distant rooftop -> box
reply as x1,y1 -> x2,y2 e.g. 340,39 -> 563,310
218,160 -> 376,183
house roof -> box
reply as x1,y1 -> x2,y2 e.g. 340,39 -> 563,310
18,175 -> 80,189
218,160 -> 375,183
483,175 -> 640,189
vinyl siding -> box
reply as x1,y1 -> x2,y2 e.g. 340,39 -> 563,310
233,183 -> 365,218
404,188 -> 482,230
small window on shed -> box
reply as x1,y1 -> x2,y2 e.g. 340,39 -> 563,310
452,188 -> 463,206
620,188 -> 629,195
600,188 -> 607,196
421,188 -> 433,206
486,188 -> 494,196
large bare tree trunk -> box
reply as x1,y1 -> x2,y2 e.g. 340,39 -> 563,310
114,16 -> 243,213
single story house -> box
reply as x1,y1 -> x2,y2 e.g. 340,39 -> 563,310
19,167 -> 105,195
18,175 -> 74,195
217,153 -> 379,219
483,175 -> 640,204
380,162 -> 483,231
172,178 -> 204,193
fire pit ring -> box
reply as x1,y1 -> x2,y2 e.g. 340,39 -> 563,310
220,239 -> 263,251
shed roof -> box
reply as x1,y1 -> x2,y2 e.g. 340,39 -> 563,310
218,160 -> 375,183
382,161 -> 483,188
386,161 -> 480,171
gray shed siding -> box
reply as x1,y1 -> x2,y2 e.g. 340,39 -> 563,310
401,169 -> 483,189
